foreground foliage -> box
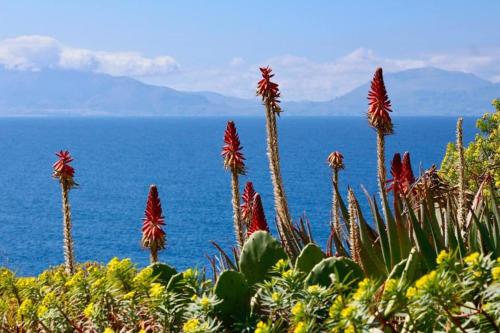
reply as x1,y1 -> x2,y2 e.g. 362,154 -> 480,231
0,247 -> 498,332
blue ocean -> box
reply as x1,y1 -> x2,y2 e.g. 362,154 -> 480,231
0,117 -> 476,275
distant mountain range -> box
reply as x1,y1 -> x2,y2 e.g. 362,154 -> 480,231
0,67 -> 498,116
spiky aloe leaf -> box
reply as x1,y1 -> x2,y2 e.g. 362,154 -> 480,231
393,197 -> 412,261
333,179 -> 350,232
406,200 -> 437,270
446,198 -> 466,258
295,243 -> 325,274
352,190 -> 386,277
329,229 -> 348,257
379,181 -> 401,267
489,181 -> 500,227
421,190 -> 445,250
472,210 -> 499,256
363,187 -> 391,272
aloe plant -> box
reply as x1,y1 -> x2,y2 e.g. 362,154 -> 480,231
257,67 -> 298,258
331,170 -> 499,278
221,120 -> 246,249
52,150 -> 77,275
367,68 -> 394,222
327,151 -> 344,238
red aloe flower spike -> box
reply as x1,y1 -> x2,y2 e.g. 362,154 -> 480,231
53,150 -> 77,188
368,68 -> 393,135
402,152 -> 415,194
327,151 -> 345,171
386,153 -> 404,195
142,184 -> 166,263
241,182 -> 256,225
247,193 -> 269,236
222,121 -> 246,175
257,66 -> 282,115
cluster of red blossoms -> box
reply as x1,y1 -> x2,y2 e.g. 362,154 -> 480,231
387,152 -> 415,196
142,185 -> 166,250
368,67 -> 393,135
53,150 -> 77,188
241,181 -> 256,222
241,181 -> 269,236
257,67 -> 282,115
222,121 -> 246,175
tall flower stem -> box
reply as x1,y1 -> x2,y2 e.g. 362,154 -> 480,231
264,101 -> 296,257
327,151 -> 344,240
257,67 -> 297,257
377,128 -> 387,197
348,188 -> 361,265
456,118 -> 466,232
222,121 -> 246,249
332,169 -> 340,234
53,150 -> 77,275
231,171 -> 245,248
61,181 -> 75,275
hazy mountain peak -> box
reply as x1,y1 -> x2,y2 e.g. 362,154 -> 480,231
0,66 -> 498,116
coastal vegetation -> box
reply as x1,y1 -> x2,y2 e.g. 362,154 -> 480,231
0,68 -> 499,332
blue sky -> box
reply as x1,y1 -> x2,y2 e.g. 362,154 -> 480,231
0,1 -> 499,100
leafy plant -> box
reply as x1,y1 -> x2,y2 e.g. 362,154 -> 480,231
440,99 -> 500,194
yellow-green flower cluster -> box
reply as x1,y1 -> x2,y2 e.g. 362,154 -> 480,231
294,321 -> 307,333
307,284 -> 325,296
133,267 -> 154,289
436,250 -> 452,265
281,269 -> 296,280
328,295 -> 344,319
352,278 -> 373,302
274,258 -> 288,272
254,321 -> 270,333
149,282 -> 165,298
492,265 -> 500,281
464,252 -> 480,266
406,270 -> 438,300
183,318 -> 208,332
291,301 -> 305,320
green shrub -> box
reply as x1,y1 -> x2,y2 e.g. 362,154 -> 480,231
440,99 -> 500,193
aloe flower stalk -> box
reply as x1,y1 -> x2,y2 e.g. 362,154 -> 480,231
247,193 -> 270,236
257,67 -> 297,257
142,185 -> 166,263
456,118 -> 466,232
347,188 -> 361,265
53,150 -> 77,274
368,67 -> 393,219
327,151 -> 344,238
222,121 -> 246,249
241,181 -> 256,228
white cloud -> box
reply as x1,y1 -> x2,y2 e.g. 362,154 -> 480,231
1,35 -> 500,101
157,48 -> 500,101
0,35 -> 179,76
